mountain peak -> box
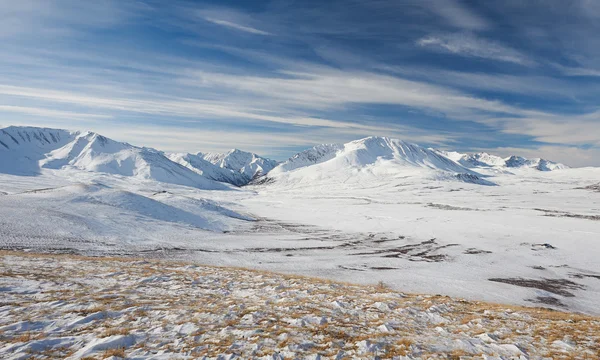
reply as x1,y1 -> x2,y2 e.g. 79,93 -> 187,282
199,149 -> 278,182
264,136 -> 493,187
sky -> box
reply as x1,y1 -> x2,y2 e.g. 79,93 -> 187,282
1,0 -> 600,166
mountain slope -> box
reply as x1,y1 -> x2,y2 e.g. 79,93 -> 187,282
0,127 -> 230,190
262,136 -> 492,188
274,143 -> 345,173
0,126 -> 78,175
201,149 -> 278,180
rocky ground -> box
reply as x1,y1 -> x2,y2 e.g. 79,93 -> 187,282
1,251 -> 599,359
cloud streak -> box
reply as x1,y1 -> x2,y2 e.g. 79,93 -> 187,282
203,17 -> 271,36
417,33 -> 534,66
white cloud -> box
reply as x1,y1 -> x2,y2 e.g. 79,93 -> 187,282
203,17 -> 271,36
417,33 -> 534,66
0,0 -> 134,39
422,0 -> 489,30
482,110 -> 600,147
0,105 -> 111,120
182,68 -> 528,118
555,64 -> 600,77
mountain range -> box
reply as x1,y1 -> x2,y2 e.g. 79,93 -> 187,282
439,151 -> 567,171
0,126 -> 568,189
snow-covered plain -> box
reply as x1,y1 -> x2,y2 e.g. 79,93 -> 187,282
1,127 -> 599,318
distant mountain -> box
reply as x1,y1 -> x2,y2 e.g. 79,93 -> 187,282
504,155 -> 567,171
167,152 -> 250,186
437,150 -> 568,171
201,149 -> 278,180
261,136 -> 494,187
1,126 -> 569,190
0,126 -> 230,190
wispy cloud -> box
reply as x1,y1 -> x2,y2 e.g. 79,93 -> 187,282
554,64 -> 600,77
1,1 -> 600,164
422,0 -> 490,30
482,110 -> 600,147
0,105 -> 111,120
417,33 -> 534,66
203,17 -> 271,36
0,0 -> 136,39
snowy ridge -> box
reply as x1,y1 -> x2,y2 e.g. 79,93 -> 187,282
263,136 -> 490,187
272,143 -> 345,173
41,131 -> 230,190
460,152 -> 506,168
0,126 -> 76,152
201,149 -> 278,180
0,127 -> 230,190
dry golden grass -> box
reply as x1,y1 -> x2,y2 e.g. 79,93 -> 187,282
102,347 -> 125,358
2,250 -> 600,359
99,327 -> 131,338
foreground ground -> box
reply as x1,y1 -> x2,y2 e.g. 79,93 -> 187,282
1,251 -> 599,359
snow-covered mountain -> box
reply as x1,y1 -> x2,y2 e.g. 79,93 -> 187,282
0,126 -> 569,191
275,143 -> 345,172
437,150 -> 568,171
0,126 -> 78,175
167,152 -> 250,186
168,149 -> 278,186
0,126 -> 230,190
262,136 -> 492,187
504,155 -> 568,171
201,149 -> 278,180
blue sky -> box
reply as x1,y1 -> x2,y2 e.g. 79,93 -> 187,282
1,0 -> 600,166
